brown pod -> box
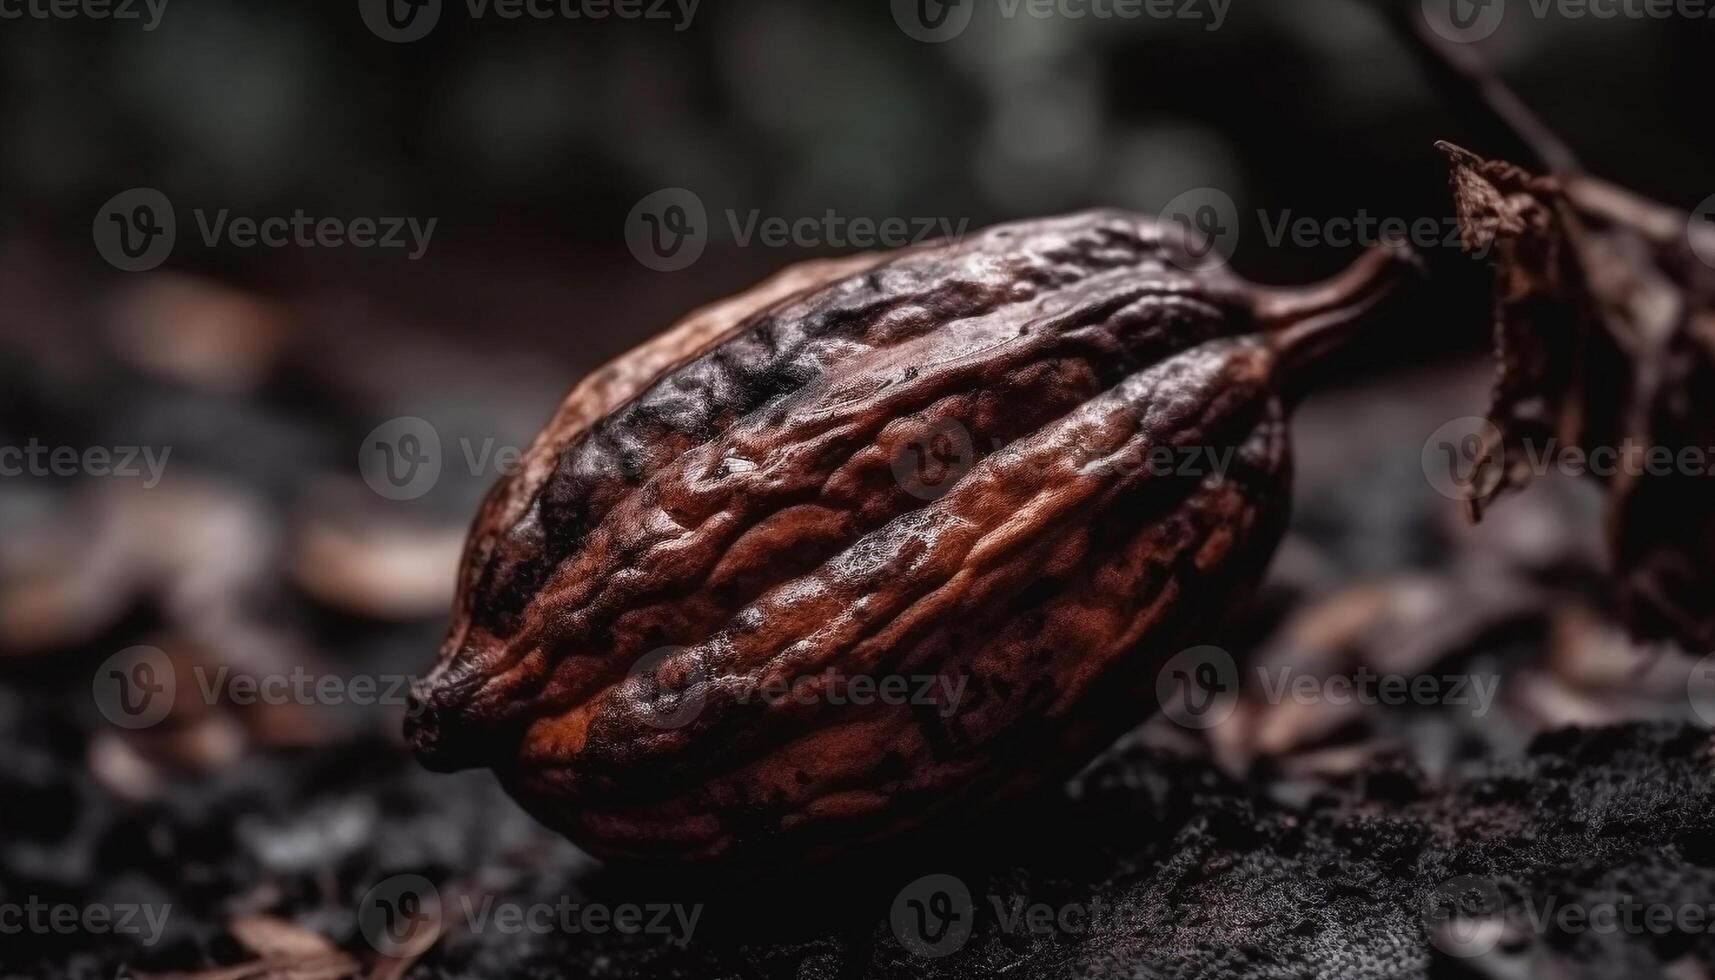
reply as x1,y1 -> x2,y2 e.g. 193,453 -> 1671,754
407,211 -> 1417,864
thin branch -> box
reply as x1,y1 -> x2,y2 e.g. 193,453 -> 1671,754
1374,0 -> 1583,174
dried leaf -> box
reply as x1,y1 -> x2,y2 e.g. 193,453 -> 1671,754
1444,142 -> 1715,652
128,951 -> 360,980
288,482 -> 464,621
1213,572 -> 1540,772
229,915 -> 340,960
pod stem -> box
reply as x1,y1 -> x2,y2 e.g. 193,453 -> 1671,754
1254,243 -> 1423,398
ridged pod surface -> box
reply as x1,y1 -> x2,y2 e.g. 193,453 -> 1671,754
407,211 -> 1415,863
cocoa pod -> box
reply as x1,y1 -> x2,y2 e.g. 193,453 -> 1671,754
407,211 -> 1416,863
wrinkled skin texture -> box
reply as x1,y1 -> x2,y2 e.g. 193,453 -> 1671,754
408,211 -> 1415,863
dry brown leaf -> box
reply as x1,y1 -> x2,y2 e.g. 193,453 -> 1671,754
229,915 -> 340,960
363,950 -> 427,980
128,951 -> 360,980
1211,571 -> 1542,772
1444,142 -> 1715,652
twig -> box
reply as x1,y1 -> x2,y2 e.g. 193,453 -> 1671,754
1373,0 -> 1583,174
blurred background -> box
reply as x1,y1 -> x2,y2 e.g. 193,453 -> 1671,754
2,1 -> 1714,977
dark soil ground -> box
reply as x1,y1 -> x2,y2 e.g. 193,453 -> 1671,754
6,684 -> 1713,979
